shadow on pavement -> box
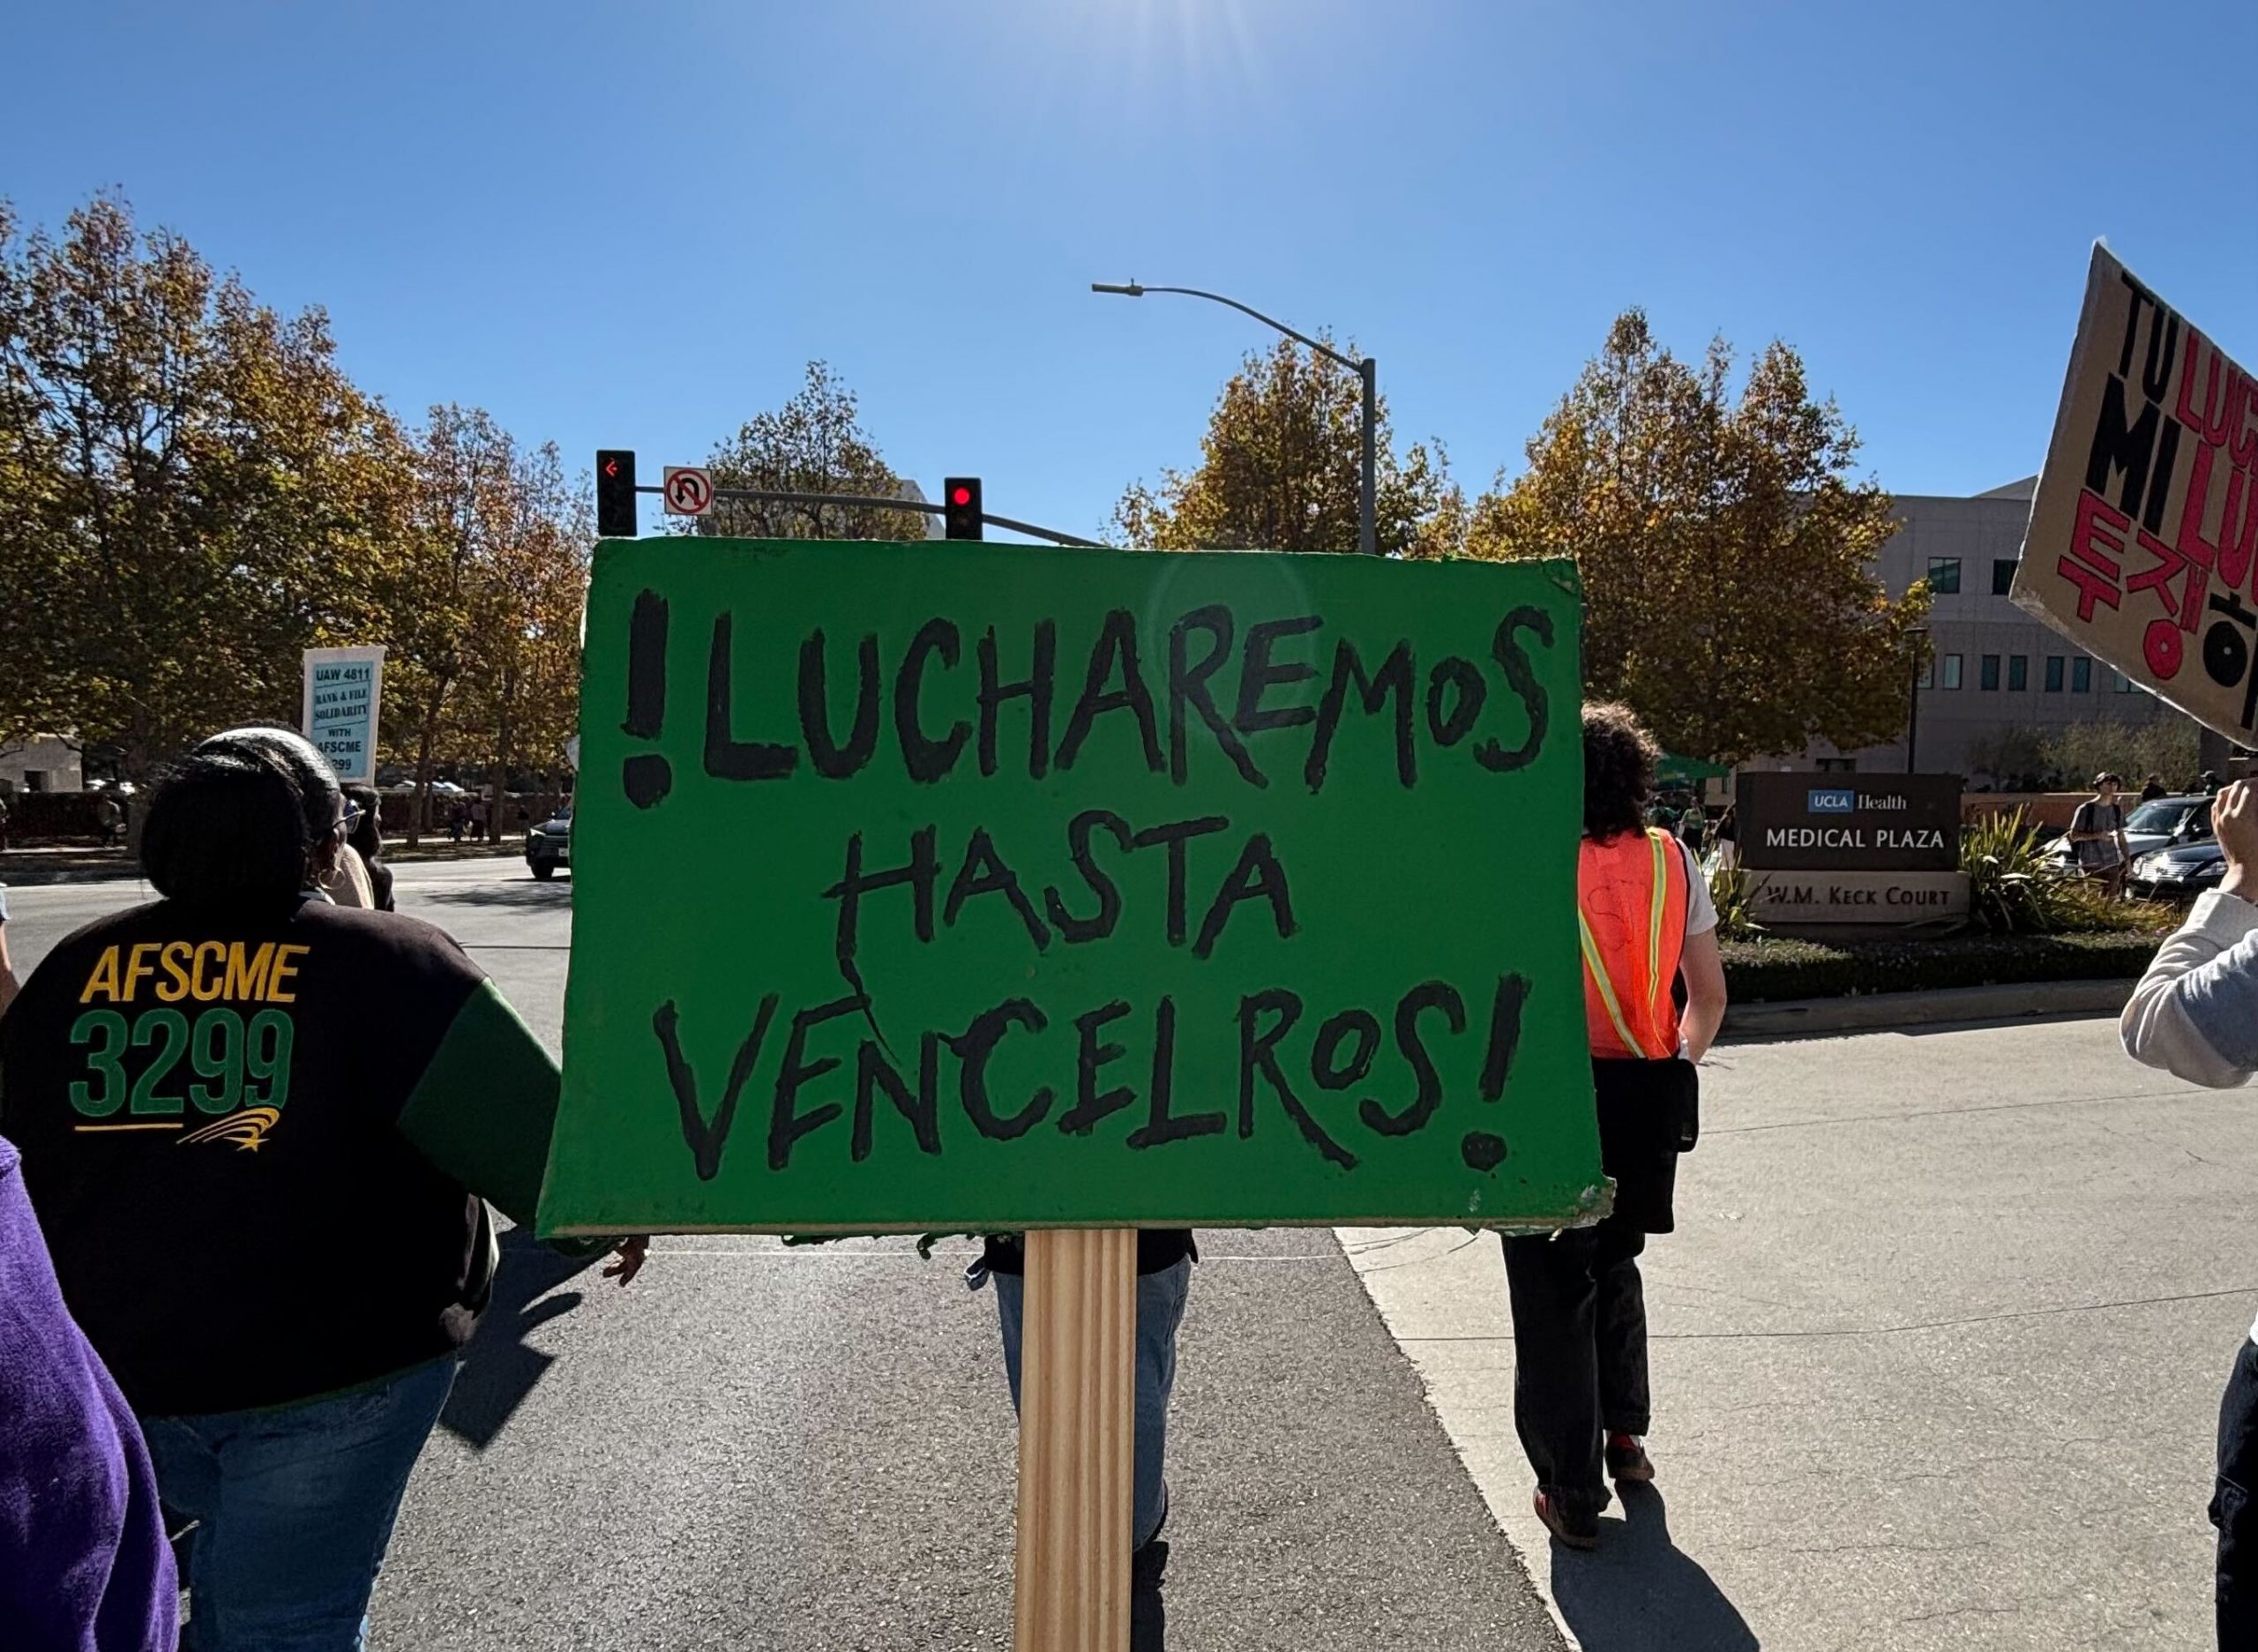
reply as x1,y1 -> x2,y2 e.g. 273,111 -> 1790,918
439,1229 -> 601,1448
415,878 -> 572,909
1550,1485 -> 1757,1651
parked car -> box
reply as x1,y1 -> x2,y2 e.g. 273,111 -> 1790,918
2129,839 -> 2226,901
2045,793 -> 2213,869
527,808 -> 572,880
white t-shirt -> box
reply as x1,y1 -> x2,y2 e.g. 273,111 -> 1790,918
1677,839 -> 1719,936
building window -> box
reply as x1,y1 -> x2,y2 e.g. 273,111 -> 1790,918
1928,557 -> 1963,594
1815,758 -> 1858,773
1980,654 -> 2001,691
2073,657 -> 2093,692
1993,558 -> 2019,595
2008,655 -> 2029,691
1941,654 -> 1963,690
2045,655 -> 2065,691
2114,669 -> 2136,693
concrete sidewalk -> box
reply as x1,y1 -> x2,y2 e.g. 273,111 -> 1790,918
1348,1014 -> 2244,1650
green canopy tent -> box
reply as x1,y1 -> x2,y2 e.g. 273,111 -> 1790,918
1657,753 -> 1730,788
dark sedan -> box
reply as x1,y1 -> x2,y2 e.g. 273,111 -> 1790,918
2128,839 -> 2224,901
527,808 -> 571,880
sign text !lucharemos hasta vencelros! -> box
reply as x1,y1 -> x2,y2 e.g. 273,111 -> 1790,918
537,540 -> 1601,1236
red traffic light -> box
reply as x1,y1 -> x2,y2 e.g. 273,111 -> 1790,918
951,485 -> 971,506
942,476 -> 982,541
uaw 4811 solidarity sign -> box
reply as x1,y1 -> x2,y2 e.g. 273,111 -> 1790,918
537,539 -> 1600,1236
2017,246 -> 2258,736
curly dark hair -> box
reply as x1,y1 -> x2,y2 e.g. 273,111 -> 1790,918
1583,701 -> 1659,841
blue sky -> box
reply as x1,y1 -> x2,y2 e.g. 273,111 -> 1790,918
6,0 -> 2253,543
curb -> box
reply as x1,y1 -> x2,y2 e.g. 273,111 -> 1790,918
1720,976 -> 2135,1041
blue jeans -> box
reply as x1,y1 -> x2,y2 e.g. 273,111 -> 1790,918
996,1258 -> 1192,1550
142,1356 -> 457,1652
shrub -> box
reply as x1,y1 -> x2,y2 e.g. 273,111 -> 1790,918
1720,930 -> 2157,1002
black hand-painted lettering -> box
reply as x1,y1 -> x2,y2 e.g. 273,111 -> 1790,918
944,826 -> 1052,951
622,589 -> 672,808
2140,302 -> 2180,405
952,999 -> 1056,1140
769,996 -> 863,1170
978,621 -> 1056,780
1476,608 -> 1552,774
1128,996 -> 1222,1149
1131,815 -> 1232,946
652,995 -> 778,1182
1305,638 -> 1415,793
798,630 -> 881,780
1234,615 -> 1323,735
1044,810 -> 1132,944
1168,606 -> 1263,787
1193,833 -> 1296,961
1365,982 -> 1465,1137
1478,973 -> 1530,1103
1058,999 -> 1135,1136
853,1033 -> 943,1162
706,613 -> 798,781
2116,275 -> 2155,379
1057,609 -> 1164,774
897,618 -> 970,784
1237,988 -> 1354,1169
1425,656 -> 1486,747
1311,1008 -> 1381,1091
824,828 -> 939,1032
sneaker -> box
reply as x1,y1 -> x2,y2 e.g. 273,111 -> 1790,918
1532,1490 -> 1599,1551
1606,1433 -> 1656,1484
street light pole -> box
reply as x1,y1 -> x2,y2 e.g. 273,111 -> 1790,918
1092,280 -> 1379,557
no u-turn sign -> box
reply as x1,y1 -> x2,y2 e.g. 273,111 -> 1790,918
662,467 -> 714,515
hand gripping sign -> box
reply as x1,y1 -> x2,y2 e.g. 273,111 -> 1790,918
2016,246 -> 2258,737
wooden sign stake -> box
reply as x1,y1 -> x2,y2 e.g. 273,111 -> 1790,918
1013,1227 -> 1138,1651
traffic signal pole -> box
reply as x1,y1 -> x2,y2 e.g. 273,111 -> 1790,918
622,482 -> 1107,549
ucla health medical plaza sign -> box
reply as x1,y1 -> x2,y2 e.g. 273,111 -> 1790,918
1736,774 -> 1967,922
537,538 -> 1606,1238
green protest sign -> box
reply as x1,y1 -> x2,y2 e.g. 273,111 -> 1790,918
536,539 -> 1601,1236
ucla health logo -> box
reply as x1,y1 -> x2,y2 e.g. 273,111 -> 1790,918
1808,789 -> 1857,814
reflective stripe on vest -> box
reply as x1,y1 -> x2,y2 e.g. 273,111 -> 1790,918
1577,827 -> 1691,1060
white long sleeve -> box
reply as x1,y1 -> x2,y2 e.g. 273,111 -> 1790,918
2120,892 -> 2258,1089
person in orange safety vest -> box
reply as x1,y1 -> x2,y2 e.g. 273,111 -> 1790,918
1505,702 -> 1729,1551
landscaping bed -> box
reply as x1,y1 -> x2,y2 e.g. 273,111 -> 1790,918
1722,929 -> 2165,1004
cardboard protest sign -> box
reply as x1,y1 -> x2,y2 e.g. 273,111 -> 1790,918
2015,246 -> 2258,738
301,647 -> 385,785
537,540 -> 1599,1237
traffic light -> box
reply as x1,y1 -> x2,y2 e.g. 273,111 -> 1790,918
943,476 -> 983,541
597,449 -> 637,537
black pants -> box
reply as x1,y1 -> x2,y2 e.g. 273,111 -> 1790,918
2217,1338 -> 2258,1648
1502,1214 -> 1651,1520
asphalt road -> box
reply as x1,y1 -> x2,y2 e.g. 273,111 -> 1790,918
2,861 -> 1566,1652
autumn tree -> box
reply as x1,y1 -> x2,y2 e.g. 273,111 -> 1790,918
378,407 -> 588,841
1115,336 -> 1462,557
688,362 -> 924,541
0,193 -> 409,775
1462,310 -> 1924,764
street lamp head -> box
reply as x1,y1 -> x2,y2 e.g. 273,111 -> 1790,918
1090,281 -> 1144,297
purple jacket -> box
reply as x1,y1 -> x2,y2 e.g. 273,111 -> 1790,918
0,1136 -> 177,1650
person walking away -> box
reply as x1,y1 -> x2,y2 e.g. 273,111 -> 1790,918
346,785 -> 395,912
2142,774 -> 2169,803
446,801 -> 465,844
2122,777 -> 2258,1645
973,1230 -> 1193,1647
1503,703 -> 1730,1551
93,792 -> 123,848
0,727 -> 645,1650
0,1132 -> 178,1650
2068,774 -> 2131,899
1678,804 -> 1707,857
1713,804 -> 1739,873
0,884 -> 17,1019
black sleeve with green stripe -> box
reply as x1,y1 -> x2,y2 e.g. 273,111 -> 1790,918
395,978 -> 560,1229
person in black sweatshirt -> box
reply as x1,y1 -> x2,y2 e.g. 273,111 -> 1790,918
0,727 -> 642,1648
